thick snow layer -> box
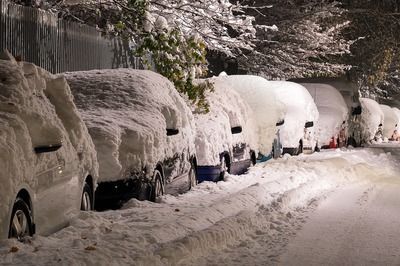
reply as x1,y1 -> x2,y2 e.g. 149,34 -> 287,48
194,77 -> 258,165
213,75 -> 286,155
303,83 -> 348,145
0,57 -> 98,238
0,148 -> 396,265
359,98 -> 384,142
65,69 -> 195,182
380,104 -> 398,139
269,81 -> 319,148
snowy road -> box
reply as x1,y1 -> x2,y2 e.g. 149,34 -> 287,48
1,148 -> 399,266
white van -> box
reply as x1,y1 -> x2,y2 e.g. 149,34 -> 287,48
302,83 -> 349,149
66,69 -> 197,208
194,76 -> 258,181
0,55 -> 98,240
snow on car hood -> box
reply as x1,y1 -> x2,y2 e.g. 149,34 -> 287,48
268,81 -> 319,148
380,104 -> 398,139
359,98 -> 384,142
194,76 -> 258,166
65,69 -> 195,182
0,56 -> 98,238
303,83 -> 348,145
214,75 -> 285,155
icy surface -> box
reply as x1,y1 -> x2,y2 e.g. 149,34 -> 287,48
65,69 -> 195,182
304,83 -> 348,145
0,58 -> 98,238
194,76 -> 258,165
269,81 -> 319,148
214,75 -> 285,155
359,98 -> 384,142
0,148 -> 396,265
380,104 -> 397,139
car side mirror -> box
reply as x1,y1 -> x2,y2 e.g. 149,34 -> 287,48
305,121 -> 314,128
231,126 -> 242,134
166,128 -> 179,136
34,143 -> 62,154
276,120 -> 285,126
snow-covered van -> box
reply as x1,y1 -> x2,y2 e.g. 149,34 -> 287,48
65,69 -> 197,208
269,81 -> 319,155
0,54 -> 98,240
358,98 -> 384,144
380,104 -> 398,141
194,76 -> 258,182
215,75 -> 286,160
302,83 -> 349,149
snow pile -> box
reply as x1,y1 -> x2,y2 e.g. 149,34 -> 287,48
359,98 -> 384,142
269,81 -> 319,148
193,77 -> 258,165
0,55 -> 98,238
214,75 -> 286,155
65,69 -> 195,182
303,83 -> 348,145
380,104 -> 398,139
0,149 -> 397,265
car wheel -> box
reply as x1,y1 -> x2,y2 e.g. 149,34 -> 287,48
151,170 -> 164,202
297,140 -> 303,155
219,156 -> 230,181
188,164 -> 197,190
81,183 -> 93,211
8,198 -> 33,240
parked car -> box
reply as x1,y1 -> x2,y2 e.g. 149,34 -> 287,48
301,83 -> 349,149
194,76 -> 258,182
65,69 -> 197,209
215,74 -> 286,161
269,81 -> 319,155
358,98 -> 384,144
380,104 -> 398,141
0,54 -> 98,240
391,107 -> 400,141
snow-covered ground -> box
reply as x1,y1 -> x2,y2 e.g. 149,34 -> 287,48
0,148 -> 398,265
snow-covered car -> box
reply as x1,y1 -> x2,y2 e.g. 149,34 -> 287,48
269,81 -> 319,155
302,83 -> 349,149
358,98 -> 384,144
215,75 -> 286,160
194,76 -> 258,182
65,69 -> 197,208
380,104 -> 398,141
391,107 -> 400,141
0,55 -> 98,240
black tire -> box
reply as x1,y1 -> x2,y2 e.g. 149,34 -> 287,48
8,198 -> 33,240
297,140 -> 303,155
188,163 -> 197,190
250,151 -> 256,165
219,156 -> 230,181
81,183 -> 93,211
150,170 -> 164,202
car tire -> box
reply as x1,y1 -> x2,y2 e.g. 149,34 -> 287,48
297,140 -> 303,155
219,156 -> 230,181
81,183 -> 93,211
8,198 -> 33,240
188,164 -> 197,190
150,170 -> 164,202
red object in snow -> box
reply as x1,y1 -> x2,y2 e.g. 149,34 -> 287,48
329,137 -> 337,149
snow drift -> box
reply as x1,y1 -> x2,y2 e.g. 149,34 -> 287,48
303,83 -> 348,146
359,98 -> 384,143
64,69 -> 196,183
214,75 -> 286,155
0,54 -> 98,238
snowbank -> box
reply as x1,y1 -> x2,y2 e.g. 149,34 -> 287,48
193,77 -> 258,165
359,98 -> 384,143
304,83 -> 348,146
65,69 -> 195,182
214,75 -> 285,155
380,104 -> 397,139
269,81 -> 319,148
0,56 -> 98,238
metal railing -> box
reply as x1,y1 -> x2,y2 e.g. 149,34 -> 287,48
0,0 -> 142,73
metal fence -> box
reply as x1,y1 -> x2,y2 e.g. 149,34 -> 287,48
0,0 -> 142,73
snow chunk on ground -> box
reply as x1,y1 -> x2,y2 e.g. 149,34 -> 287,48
65,69 -> 195,182
194,76 -> 258,165
359,98 -> 384,142
213,75 -> 285,155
